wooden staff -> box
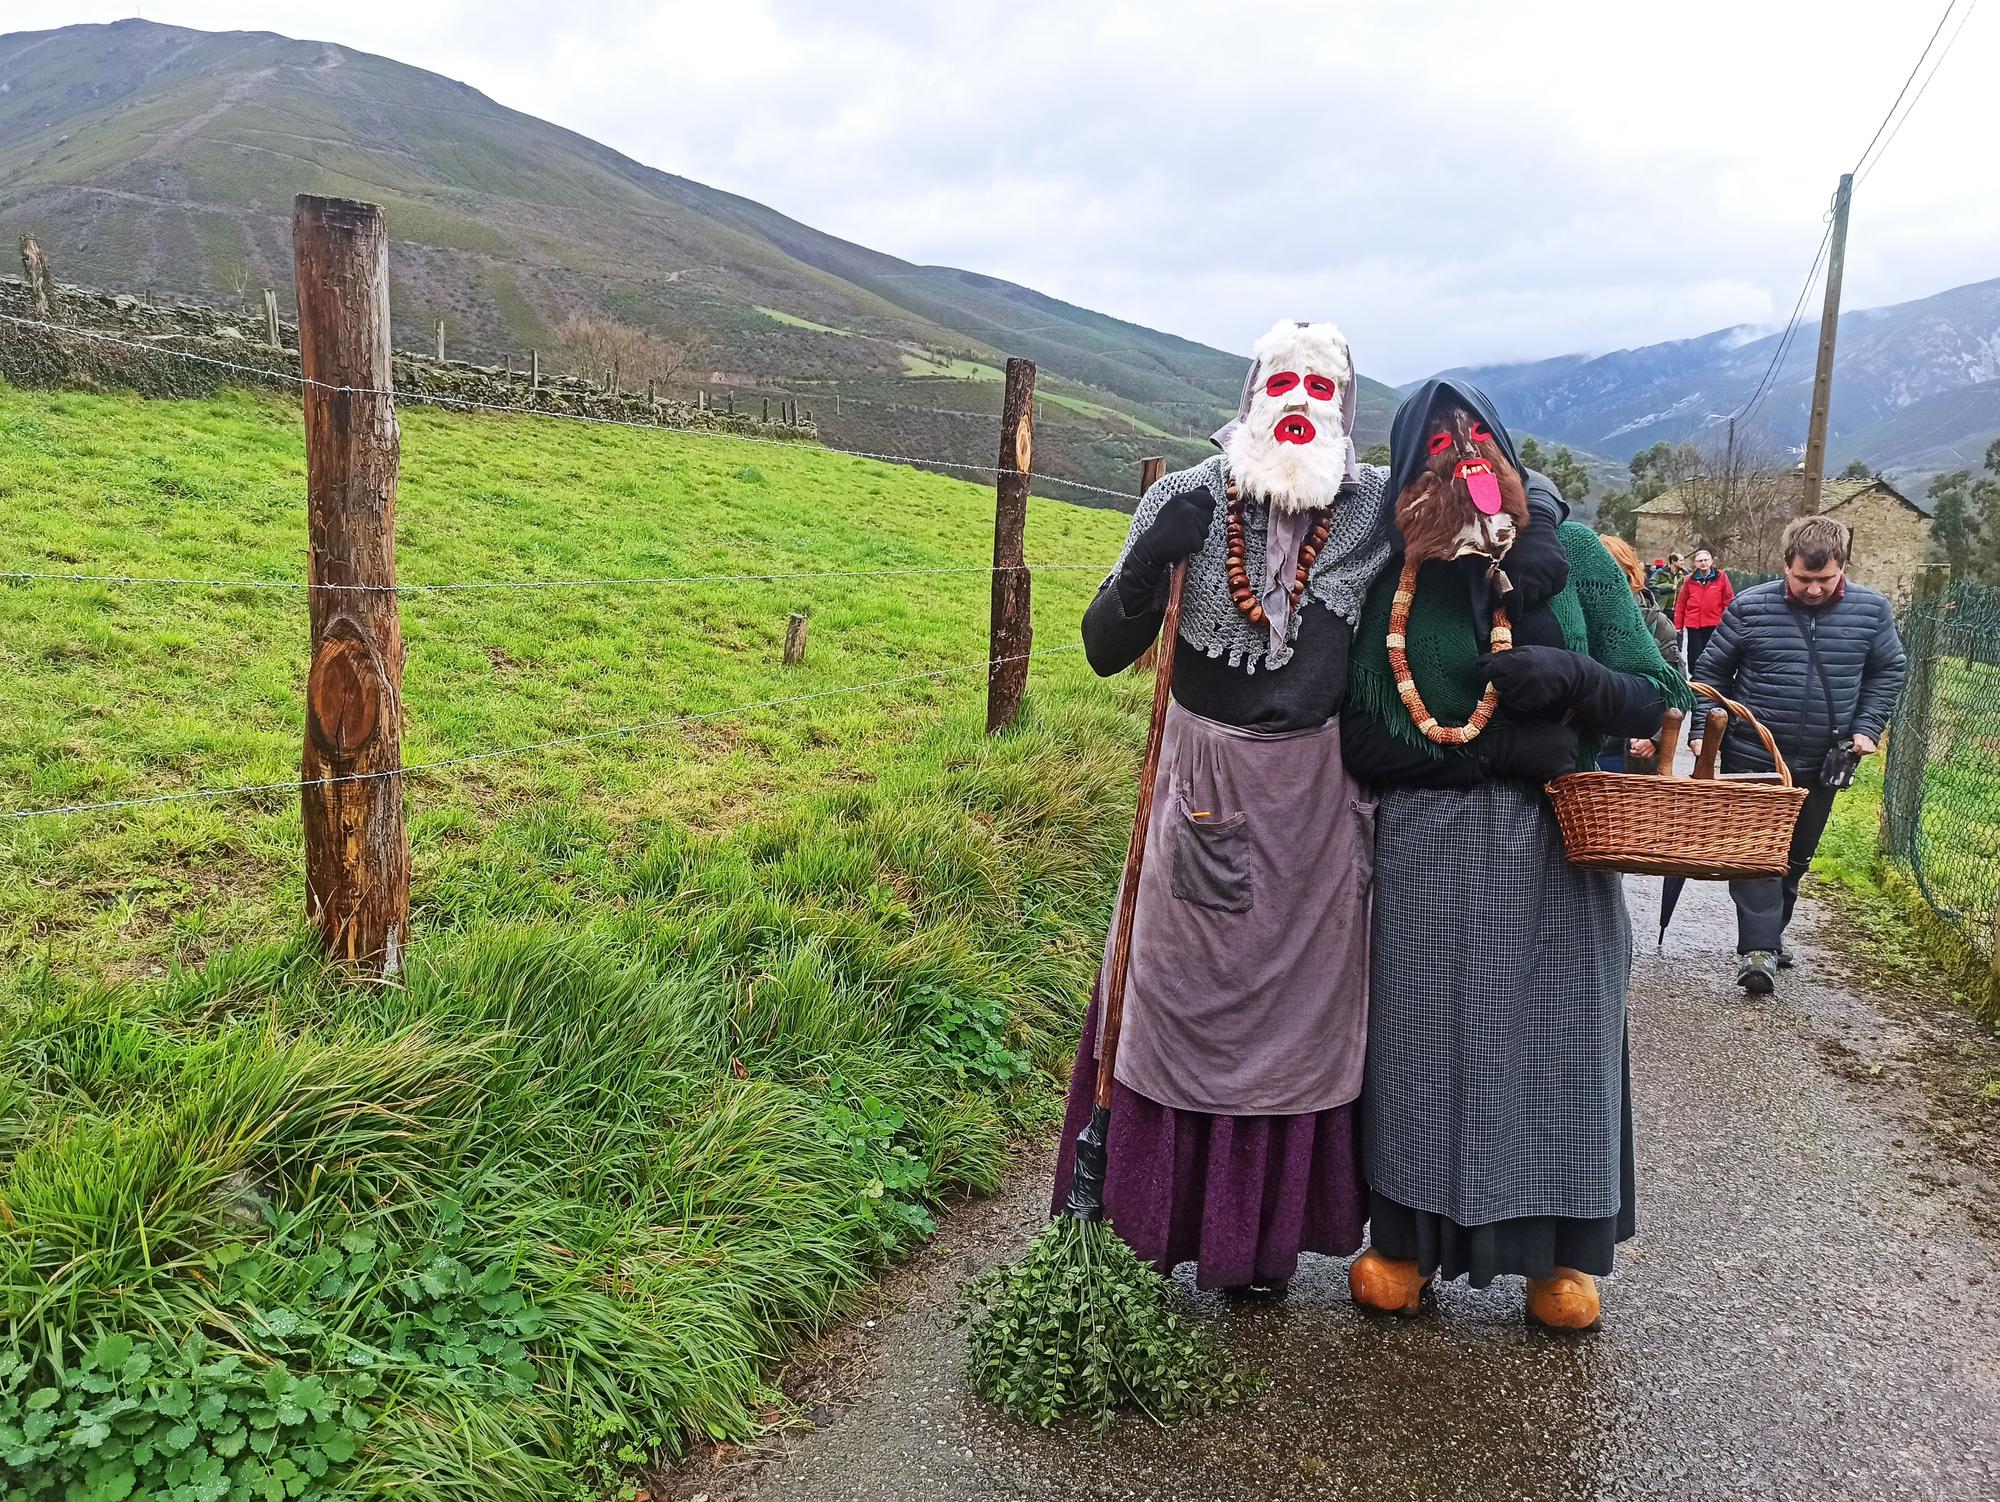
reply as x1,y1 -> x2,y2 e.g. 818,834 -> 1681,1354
1094,561 -> 1187,1110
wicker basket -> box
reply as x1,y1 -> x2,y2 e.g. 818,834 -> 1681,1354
1546,684 -> 1809,879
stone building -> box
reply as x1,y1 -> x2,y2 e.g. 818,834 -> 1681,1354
1634,472 -> 1932,602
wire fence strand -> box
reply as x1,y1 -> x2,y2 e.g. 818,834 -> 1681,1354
1879,577 -> 2000,967
4,644 -> 1089,821
0,562 -> 1115,594
0,313 -> 1143,502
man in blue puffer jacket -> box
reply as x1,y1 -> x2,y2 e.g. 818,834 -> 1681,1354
1694,516 -> 1906,993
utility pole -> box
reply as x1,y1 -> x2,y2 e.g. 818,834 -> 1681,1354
1800,173 -> 1852,515
1722,414 -> 1737,515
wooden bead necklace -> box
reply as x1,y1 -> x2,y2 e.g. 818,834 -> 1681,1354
1223,480 -> 1332,628
1387,557 -> 1514,745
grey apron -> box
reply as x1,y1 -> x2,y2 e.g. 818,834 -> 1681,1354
1103,702 -> 1373,1116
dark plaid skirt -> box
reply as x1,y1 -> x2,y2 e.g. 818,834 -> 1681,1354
1365,779 -> 1633,1227
1051,993 -> 1367,1291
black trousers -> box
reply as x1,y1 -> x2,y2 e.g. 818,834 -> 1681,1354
1684,625 -> 1718,671
1729,779 -> 1840,954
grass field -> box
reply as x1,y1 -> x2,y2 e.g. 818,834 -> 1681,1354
0,385 -> 1128,978
0,382 -> 1144,1499
754,305 -> 851,336
898,351 -> 1003,380
1814,656 -> 2000,1020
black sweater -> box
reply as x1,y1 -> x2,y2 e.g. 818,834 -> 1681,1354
1081,574 -> 1350,731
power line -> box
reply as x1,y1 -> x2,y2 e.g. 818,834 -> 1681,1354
1856,0 -> 1980,187
1729,0 -> 1965,428
3,644 -> 1088,821
1733,219 -> 1834,426
1736,222 -> 1832,428
0,314 -> 1142,502
1851,0 -> 1960,177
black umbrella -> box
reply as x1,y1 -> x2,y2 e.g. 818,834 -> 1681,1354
1657,875 -> 1687,948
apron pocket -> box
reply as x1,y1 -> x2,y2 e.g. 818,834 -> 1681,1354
1172,811 -> 1254,912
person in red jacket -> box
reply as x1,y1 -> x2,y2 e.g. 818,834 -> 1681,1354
1674,548 -> 1734,670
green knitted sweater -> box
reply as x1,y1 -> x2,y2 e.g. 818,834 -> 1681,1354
1348,523 -> 1695,767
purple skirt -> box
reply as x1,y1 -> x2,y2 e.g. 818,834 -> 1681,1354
1050,994 -> 1367,1291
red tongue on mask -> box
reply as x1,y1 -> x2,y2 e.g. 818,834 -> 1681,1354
1466,470 -> 1503,515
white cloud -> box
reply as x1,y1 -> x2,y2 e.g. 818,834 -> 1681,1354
34,0 -> 2000,381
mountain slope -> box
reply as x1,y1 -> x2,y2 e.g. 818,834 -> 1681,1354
1427,278 -> 2000,493
0,18 -> 1400,503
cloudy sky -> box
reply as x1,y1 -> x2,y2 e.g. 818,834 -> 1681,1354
36,0 -> 2000,382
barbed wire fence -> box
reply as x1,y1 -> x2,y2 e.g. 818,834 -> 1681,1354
1878,567 -> 2000,1000
1,194 -> 1157,980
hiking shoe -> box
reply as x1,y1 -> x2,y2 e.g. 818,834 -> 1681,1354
1737,951 -> 1777,995
1776,945 -> 1796,970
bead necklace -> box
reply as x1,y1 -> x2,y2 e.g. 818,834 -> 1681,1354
1387,557 -> 1514,745
1223,480 -> 1332,628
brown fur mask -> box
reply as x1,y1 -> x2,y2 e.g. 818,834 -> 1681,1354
1394,406 -> 1530,565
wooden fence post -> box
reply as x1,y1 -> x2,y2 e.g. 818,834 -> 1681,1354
1129,456 -> 1169,674
294,194 -> 408,977
987,357 -> 1036,734
784,612 -> 809,665
647,378 -> 656,405
1880,563 -> 1947,861
19,236 -> 58,321
762,397 -> 770,423
264,289 -> 281,347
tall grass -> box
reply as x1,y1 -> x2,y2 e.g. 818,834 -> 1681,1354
0,381 -> 1150,1497
1,697 -> 1140,1498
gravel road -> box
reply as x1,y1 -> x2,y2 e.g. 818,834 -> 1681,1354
661,872 -> 2000,1502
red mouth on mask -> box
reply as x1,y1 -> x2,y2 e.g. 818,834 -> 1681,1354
1274,415 -> 1317,445
1455,457 -> 1503,515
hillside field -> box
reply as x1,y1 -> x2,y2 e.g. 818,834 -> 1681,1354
0,383 -> 1149,1499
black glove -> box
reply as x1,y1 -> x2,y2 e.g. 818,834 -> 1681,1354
1477,646 -> 1666,738
1131,487 -> 1215,571
1478,644 -> 1599,718
1117,484 -> 1216,613
1475,717 -> 1581,783
1500,489 -> 1569,612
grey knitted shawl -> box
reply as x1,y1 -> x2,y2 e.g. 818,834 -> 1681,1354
1109,454 -> 1395,674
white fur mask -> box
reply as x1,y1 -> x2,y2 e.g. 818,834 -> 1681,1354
1223,320 -> 1355,513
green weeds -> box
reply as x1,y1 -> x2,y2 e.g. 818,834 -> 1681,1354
0,383 -> 1155,1496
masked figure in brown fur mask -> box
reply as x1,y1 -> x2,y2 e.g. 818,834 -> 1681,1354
1342,380 -> 1693,1329
1052,336 -> 1576,1297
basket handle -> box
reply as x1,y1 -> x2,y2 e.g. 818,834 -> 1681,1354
1690,682 -> 1794,789
1654,707 -> 1685,776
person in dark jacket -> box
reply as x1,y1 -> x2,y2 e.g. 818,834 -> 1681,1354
1674,547 -> 1734,671
1694,516 -> 1907,992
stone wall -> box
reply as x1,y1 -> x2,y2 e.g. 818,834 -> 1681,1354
0,276 -> 817,441
1633,510 -> 1686,570
1839,488 -> 1930,605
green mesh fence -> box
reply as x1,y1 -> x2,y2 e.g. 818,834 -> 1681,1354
1879,575 -> 2000,968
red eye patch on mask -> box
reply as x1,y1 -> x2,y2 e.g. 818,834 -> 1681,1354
1265,371 -> 1340,402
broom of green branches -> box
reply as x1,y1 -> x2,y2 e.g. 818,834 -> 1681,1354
961,562 -> 1253,1429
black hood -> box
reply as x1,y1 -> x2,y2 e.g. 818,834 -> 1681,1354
1386,378 -> 1524,506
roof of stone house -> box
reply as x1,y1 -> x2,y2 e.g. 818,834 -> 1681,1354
1635,473 -> 1929,519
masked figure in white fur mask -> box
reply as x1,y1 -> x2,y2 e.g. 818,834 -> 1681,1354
1052,321 -> 1573,1293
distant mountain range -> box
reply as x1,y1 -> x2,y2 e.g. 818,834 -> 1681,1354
0,19 -> 1401,504
1423,277 -> 2000,498
4,19 -> 1992,510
